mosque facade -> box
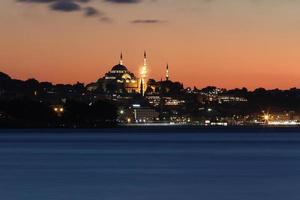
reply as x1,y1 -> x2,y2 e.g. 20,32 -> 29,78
88,53 -> 147,95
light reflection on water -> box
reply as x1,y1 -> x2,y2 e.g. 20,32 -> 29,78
0,131 -> 300,200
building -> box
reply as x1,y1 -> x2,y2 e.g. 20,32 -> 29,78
90,53 -> 150,95
217,95 -> 248,104
134,107 -> 159,123
118,104 -> 159,124
102,53 -> 140,94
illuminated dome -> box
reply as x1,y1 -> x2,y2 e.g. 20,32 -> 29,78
111,64 -> 128,71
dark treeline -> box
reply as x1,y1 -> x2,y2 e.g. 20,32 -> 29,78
0,72 -> 118,128
224,87 -> 300,113
0,98 -> 117,128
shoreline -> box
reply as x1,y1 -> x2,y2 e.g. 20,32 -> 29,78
1,125 -> 300,134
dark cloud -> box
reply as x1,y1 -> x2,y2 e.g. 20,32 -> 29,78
17,0 -> 57,3
104,0 -> 142,4
17,0 -> 156,23
18,0 -> 90,3
50,0 -> 81,12
131,19 -> 164,24
17,0 -> 108,20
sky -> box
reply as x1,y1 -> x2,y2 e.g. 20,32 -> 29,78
1,0 -> 300,89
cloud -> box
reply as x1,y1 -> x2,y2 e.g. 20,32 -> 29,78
50,0 -> 81,12
131,19 -> 165,24
17,0 -> 162,23
17,0 -> 111,21
104,0 -> 142,4
17,0 -> 90,3
17,0 -> 57,3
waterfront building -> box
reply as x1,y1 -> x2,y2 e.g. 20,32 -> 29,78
132,104 -> 159,123
118,104 -> 159,124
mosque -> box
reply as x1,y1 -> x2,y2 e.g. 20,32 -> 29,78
88,52 -> 148,95
87,52 -> 171,96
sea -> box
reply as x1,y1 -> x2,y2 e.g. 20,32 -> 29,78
0,127 -> 300,200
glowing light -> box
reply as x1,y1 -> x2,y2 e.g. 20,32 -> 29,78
268,121 -> 300,126
140,66 -> 147,78
54,106 -> 64,113
132,104 -> 141,108
263,114 -> 270,121
139,51 -> 148,96
205,120 -> 211,124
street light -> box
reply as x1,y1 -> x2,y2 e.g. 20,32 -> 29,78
263,113 -> 271,124
53,106 -> 64,117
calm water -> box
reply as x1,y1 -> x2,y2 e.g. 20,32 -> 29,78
0,129 -> 300,200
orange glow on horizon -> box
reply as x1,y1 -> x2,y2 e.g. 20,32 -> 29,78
1,1 -> 300,90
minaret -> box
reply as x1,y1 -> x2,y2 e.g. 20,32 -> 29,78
166,63 -> 169,81
144,51 -> 147,67
140,78 -> 144,96
120,52 -> 123,65
140,51 -> 148,96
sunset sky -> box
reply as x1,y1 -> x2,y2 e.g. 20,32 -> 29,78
1,0 -> 300,89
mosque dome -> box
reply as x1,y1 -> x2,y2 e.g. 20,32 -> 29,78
111,64 -> 128,71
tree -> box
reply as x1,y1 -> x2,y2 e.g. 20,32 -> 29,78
90,100 -> 117,123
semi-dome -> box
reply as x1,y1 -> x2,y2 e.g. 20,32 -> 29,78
111,64 -> 128,71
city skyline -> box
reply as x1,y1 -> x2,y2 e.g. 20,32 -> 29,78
1,0 -> 300,89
